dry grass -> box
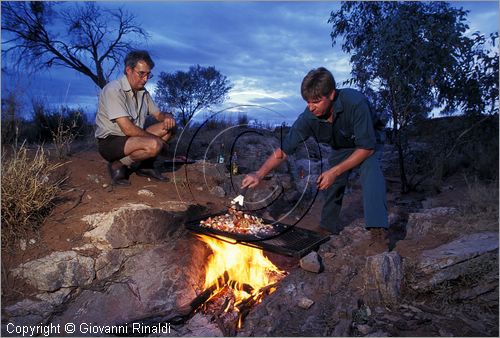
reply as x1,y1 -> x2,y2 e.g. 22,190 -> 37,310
459,176 -> 499,218
51,111 -> 82,159
1,144 -> 68,248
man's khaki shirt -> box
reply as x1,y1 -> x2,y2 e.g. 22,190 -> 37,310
95,75 -> 159,139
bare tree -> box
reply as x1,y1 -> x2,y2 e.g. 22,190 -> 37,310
1,2 -> 148,88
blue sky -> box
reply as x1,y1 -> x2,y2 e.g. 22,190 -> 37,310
2,1 -> 499,126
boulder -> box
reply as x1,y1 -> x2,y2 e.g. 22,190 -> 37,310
82,203 -> 191,250
12,251 -> 94,292
410,232 -> 498,291
3,289 -> 72,327
50,284 -> 146,331
364,251 -> 404,306
51,238 -> 209,329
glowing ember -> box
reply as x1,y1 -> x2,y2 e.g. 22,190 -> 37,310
197,234 -> 286,325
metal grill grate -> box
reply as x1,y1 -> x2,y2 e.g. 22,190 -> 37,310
185,214 -> 330,258
239,227 -> 330,258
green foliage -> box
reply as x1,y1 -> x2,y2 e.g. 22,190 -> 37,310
442,32 -> 499,116
330,1 -> 473,126
154,65 -> 232,126
329,2 -> 498,192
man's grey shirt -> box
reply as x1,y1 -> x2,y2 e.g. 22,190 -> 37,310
95,75 -> 160,139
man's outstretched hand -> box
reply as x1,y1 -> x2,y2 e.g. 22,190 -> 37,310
241,173 -> 262,189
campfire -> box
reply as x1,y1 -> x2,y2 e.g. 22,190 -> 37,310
196,234 -> 286,333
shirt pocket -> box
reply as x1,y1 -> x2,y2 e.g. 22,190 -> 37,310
332,126 -> 356,148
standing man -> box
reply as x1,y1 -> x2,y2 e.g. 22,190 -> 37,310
242,67 -> 388,241
95,50 -> 176,186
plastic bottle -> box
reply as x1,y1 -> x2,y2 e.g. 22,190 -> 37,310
218,143 -> 225,164
231,152 -> 238,175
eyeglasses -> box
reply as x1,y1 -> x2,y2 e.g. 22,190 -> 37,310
134,69 -> 154,80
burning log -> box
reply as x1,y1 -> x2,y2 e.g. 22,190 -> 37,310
124,233 -> 286,335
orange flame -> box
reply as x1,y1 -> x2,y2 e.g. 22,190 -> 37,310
198,234 -> 285,304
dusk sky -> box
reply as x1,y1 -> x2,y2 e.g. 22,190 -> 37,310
2,1 -> 499,126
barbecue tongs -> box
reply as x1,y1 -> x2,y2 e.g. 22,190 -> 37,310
231,186 -> 249,207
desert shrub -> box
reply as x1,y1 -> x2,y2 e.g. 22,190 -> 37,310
458,176 -> 499,217
237,112 -> 249,125
203,112 -> 233,130
27,101 -> 92,148
1,144 -> 67,248
413,115 -> 499,182
50,110 -> 88,159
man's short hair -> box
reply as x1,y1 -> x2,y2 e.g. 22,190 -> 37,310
124,50 -> 155,73
301,67 -> 336,101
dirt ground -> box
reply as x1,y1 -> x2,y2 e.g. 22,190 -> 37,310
0,146 -> 490,311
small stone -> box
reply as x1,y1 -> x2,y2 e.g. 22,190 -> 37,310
439,328 -> 453,336
209,186 -> 226,198
297,297 -> 314,309
29,239 -> 36,245
356,324 -> 372,335
284,283 -> 296,295
196,186 -> 203,191
87,174 -> 100,184
20,239 -> 27,251
406,304 -> 423,313
102,183 -> 109,188
86,194 -> 92,200
138,189 -> 155,197
402,312 -> 414,319
299,251 -> 324,273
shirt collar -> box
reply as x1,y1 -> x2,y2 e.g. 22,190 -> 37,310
119,75 -> 132,92
119,75 -> 148,94
332,89 -> 344,115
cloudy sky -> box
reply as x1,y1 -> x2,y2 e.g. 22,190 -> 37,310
2,1 -> 498,125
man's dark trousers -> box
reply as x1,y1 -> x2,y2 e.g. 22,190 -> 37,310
319,145 -> 388,234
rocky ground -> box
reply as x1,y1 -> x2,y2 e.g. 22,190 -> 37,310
1,139 -> 498,337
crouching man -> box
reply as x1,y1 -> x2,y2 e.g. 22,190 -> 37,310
242,67 -> 388,243
95,50 -> 176,186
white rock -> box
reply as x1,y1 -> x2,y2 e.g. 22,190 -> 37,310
12,251 -> 95,291
138,189 -> 155,197
297,297 -> 314,309
299,251 -> 324,273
